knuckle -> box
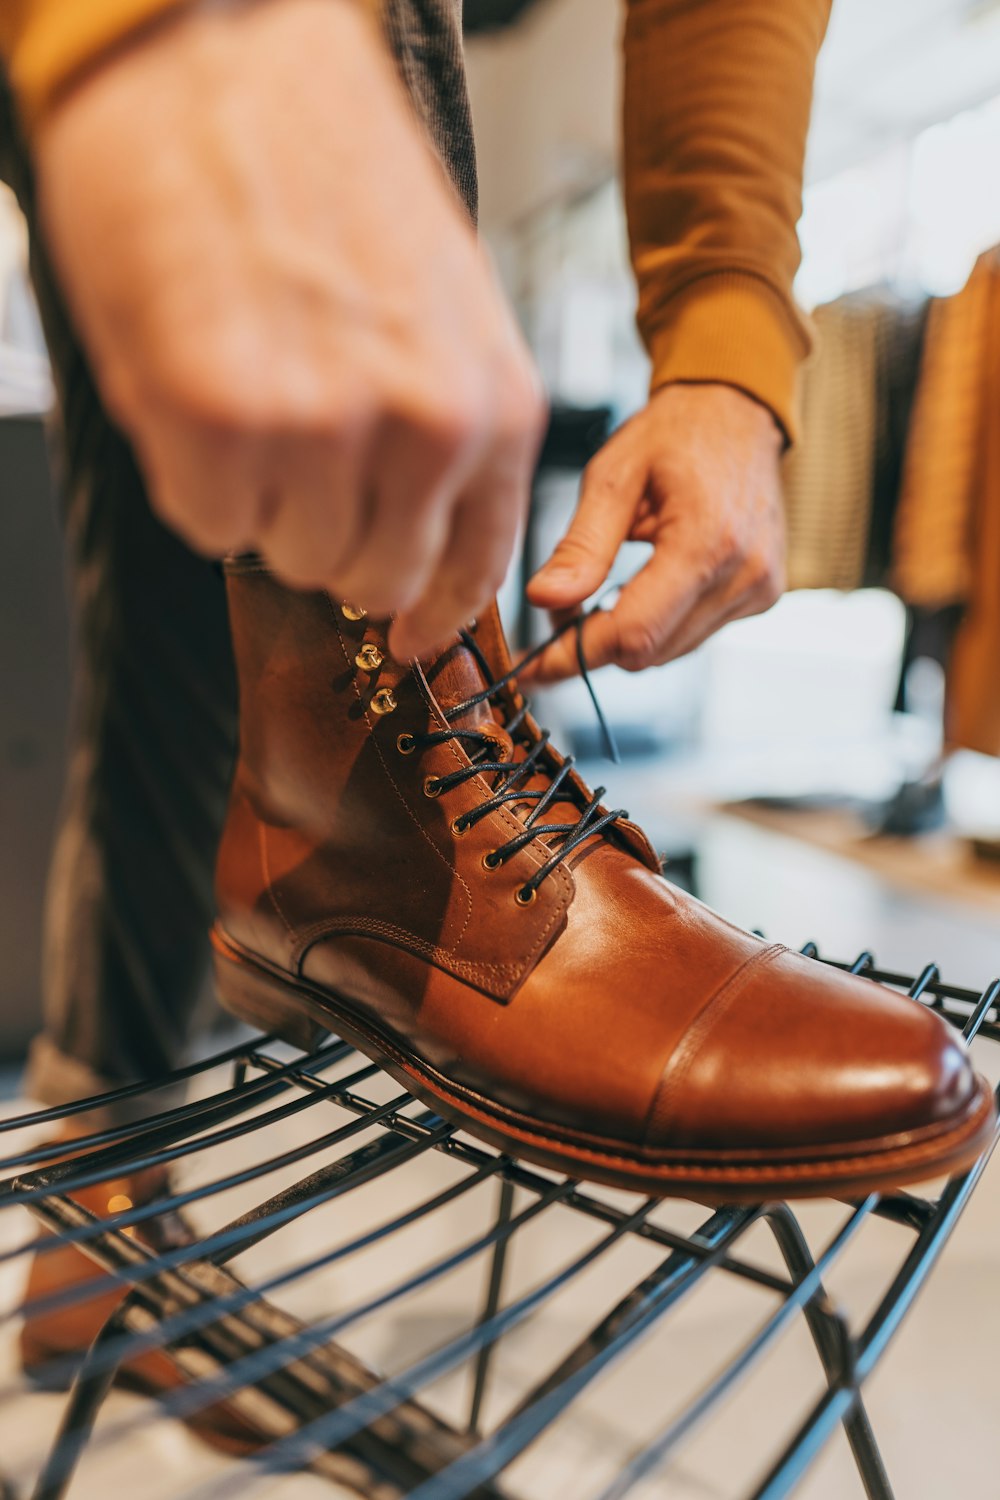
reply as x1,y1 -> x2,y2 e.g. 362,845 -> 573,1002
323,394 -> 377,451
581,453 -> 615,494
757,573 -> 784,612
617,622 -> 660,672
448,571 -> 492,613
267,535 -> 344,594
746,551 -> 784,606
687,553 -> 722,594
267,552 -> 325,593
193,507 -> 249,554
152,491 -> 242,556
151,345 -> 370,450
491,357 -> 546,442
410,391 -> 483,456
510,367 -> 548,429
147,483 -> 188,538
148,346 -> 254,437
713,524 -> 742,563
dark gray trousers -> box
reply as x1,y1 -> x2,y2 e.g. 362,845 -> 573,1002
0,0 -> 476,1117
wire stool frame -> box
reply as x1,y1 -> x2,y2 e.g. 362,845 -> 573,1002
1,944 -> 996,1500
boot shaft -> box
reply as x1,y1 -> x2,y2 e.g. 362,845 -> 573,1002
217,561 -> 575,998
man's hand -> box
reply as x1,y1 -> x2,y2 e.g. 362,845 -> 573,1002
520,384 -> 785,682
34,0 -> 545,661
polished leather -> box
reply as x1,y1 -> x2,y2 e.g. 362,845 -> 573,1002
214,564 -> 994,1195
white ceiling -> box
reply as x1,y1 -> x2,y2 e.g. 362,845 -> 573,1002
807,0 -> 1000,180
467,0 -> 1000,231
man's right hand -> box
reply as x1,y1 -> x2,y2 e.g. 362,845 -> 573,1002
34,0 -> 545,660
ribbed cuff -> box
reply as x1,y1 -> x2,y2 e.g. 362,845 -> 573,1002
7,0 -> 382,132
7,0 -> 194,130
643,272 -> 811,447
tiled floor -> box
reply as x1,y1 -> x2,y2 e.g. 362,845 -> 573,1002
0,813 -> 996,1500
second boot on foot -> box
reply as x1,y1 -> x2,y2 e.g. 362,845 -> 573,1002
19,1126 -> 261,1453
212,563 -> 995,1200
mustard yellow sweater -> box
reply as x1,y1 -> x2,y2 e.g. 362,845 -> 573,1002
0,0 -> 832,439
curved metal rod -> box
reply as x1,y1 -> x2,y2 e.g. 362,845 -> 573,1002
762,1203 -> 894,1500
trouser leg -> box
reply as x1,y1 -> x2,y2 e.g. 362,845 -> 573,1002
1,77 -> 238,1119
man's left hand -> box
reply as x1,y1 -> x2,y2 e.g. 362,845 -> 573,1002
520,383 -> 786,683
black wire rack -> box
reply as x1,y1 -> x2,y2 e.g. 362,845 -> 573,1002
0,945 -> 996,1500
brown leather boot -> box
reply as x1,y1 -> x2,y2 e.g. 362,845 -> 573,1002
19,1127 -> 262,1454
212,561 -> 995,1200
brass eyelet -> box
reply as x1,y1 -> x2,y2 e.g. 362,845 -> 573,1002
341,601 -> 366,622
397,733 -> 416,756
451,817 -> 470,838
424,776 -> 442,798
482,850 -> 501,871
515,885 -> 537,906
370,687 -> 397,716
355,643 -> 383,672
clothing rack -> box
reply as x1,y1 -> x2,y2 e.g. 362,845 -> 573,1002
2,945 -> 997,1500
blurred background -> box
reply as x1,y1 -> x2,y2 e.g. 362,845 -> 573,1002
3,0 -> 1000,1047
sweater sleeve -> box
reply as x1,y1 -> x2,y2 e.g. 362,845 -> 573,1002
0,0 -> 197,130
623,0 -> 832,442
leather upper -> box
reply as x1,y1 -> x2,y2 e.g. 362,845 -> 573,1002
216,566 -> 979,1158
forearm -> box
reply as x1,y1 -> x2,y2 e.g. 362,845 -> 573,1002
623,0 -> 832,442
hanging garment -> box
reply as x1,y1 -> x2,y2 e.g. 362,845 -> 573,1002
892,250 -> 999,609
783,287 -> 928,592
863,296 -> 929,588
782,295 -> 879,591
946,258 -> 1000,758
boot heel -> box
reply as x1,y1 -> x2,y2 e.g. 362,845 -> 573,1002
212,935 -> 327,1053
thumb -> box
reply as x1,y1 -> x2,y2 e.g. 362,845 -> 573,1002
527,442 -> 646,608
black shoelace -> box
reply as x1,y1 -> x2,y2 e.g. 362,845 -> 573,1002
402,611 -> 627,906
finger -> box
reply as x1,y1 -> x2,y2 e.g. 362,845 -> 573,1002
520,541 -> 731,685
252,434 -> 368,589
657,557 -> 783,663
138,420 -> 261,558
643,579 -> 763,667
335,393 -> 488,618
526,423 -> 648,609
389,468 -> 526,661
390,371 -> 542,658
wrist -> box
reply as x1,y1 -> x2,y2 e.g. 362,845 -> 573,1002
648,381 -> 784,457
23,0 -> 374,139
10,0 -> 196,133
642,272 -> 807,447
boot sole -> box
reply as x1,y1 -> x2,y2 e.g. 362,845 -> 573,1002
211,926 -> 997,1203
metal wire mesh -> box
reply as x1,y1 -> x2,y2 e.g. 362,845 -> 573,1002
0,945 -> 996,1500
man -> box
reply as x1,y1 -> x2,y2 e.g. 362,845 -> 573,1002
1,0 -> 991,1445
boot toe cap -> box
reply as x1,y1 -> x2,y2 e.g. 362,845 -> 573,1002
646,948 -> 981,1154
